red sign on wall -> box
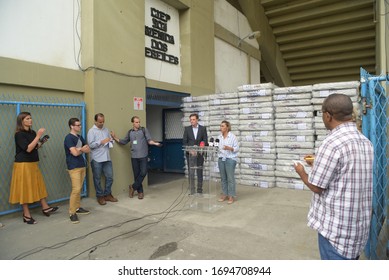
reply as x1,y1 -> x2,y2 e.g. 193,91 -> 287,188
134,97 -> 144,110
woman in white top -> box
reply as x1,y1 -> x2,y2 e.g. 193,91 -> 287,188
217,121 -> 239,204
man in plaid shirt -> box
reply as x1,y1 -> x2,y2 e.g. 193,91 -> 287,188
295,93 -> 374,260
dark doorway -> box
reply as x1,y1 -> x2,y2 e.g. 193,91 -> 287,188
162,108 -> 185,173
146,88 -> 188,185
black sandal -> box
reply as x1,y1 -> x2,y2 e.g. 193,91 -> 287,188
42,206 -> 59,217
23,215 -> 37,224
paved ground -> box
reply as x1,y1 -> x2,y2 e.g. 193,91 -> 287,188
0,175 -> 319,260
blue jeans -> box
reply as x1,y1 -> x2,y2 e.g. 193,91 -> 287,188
131,157 -> 148,193
318,233 -> 359,260
218,158 -> 237,197
91,160 -> 113,197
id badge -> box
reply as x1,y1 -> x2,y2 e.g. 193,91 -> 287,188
133,140 -> 138,145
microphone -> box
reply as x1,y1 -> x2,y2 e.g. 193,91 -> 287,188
209,137 -> 214,147
214,139 -> 220,148
199,141 -> 206,159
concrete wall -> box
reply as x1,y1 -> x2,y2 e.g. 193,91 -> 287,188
0,0 -> 80,70
214,0 -> 261,92
0,0 -> 261,199
0,57 -> 83,98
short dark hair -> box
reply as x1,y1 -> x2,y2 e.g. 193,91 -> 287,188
131,116 -> 140,123
189,113 -> 199,120
94,113 -> 104,121
68,117 -> 80,128
322,93 -> 353,121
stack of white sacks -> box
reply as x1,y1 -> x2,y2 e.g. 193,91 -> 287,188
273,86 -> 314,190
208,92 -> 240,181
181,95 -> 210,180
311,81 -> 360,152
208,92 -> 240,138
181,80 -> 361,191
237,83 -> 277,188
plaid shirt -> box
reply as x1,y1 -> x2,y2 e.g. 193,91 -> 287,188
308,122 -> 374,259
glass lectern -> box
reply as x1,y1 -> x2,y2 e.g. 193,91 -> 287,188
183,145 -> 221,212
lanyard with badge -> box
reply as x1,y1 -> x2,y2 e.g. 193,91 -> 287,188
133,130 -> 138,145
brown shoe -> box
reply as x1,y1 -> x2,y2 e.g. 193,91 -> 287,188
97,196 -> 106,205
138,192 -> 144,199
129,185 -> 135,198
104,194 -> 118,202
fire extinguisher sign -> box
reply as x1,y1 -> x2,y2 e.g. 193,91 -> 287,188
133,97 -> 144,110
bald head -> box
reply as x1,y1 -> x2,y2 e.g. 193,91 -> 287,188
322,93 -> 353,122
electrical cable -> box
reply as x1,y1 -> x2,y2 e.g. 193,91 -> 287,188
77,204 -> 185,260
12,179 -> 194,260
71,0 -> 148,86
72,180 -> 195,260
72,0 -> 82,69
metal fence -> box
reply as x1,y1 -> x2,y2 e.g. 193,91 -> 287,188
360,68 -> 389,259
0,94 -> 86,215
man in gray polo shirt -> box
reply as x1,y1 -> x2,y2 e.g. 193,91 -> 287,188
111,116 -> 161,199
87,113 -> 118,205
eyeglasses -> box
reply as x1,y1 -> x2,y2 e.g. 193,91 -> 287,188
73,124 -> 82,127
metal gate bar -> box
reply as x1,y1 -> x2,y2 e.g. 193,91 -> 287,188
0,97 -> 86,215
360,68 -> 389,259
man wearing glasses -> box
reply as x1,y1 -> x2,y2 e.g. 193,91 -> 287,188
64,118 -> 91,224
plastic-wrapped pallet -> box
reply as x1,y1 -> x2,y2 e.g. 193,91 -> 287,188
311,81 -> 360,152
237,82 -> 277,92
273,86 -> 314,190
276,177 -> 309,190
181,95 -> 210,127
208,92 -> 241,182
208,92 -> 240,136
237,83 -> 276,188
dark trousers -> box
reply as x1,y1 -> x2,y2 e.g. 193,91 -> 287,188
186,153 -> 204,194
131,157 -> 148,193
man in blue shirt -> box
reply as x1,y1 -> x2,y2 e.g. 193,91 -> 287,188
64,118 -> 91,224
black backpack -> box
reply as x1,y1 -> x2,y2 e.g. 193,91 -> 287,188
130,127 -> 146,139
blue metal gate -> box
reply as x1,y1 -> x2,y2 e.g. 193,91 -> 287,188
360,68 -> 389,259
0,95 -> 87,215
163,108 -> 185,173
146,87 -> 187,173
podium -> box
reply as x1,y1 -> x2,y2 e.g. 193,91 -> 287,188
183,145 -> 221,212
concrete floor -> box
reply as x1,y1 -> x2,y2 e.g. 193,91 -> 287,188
0,174 -> 318,260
